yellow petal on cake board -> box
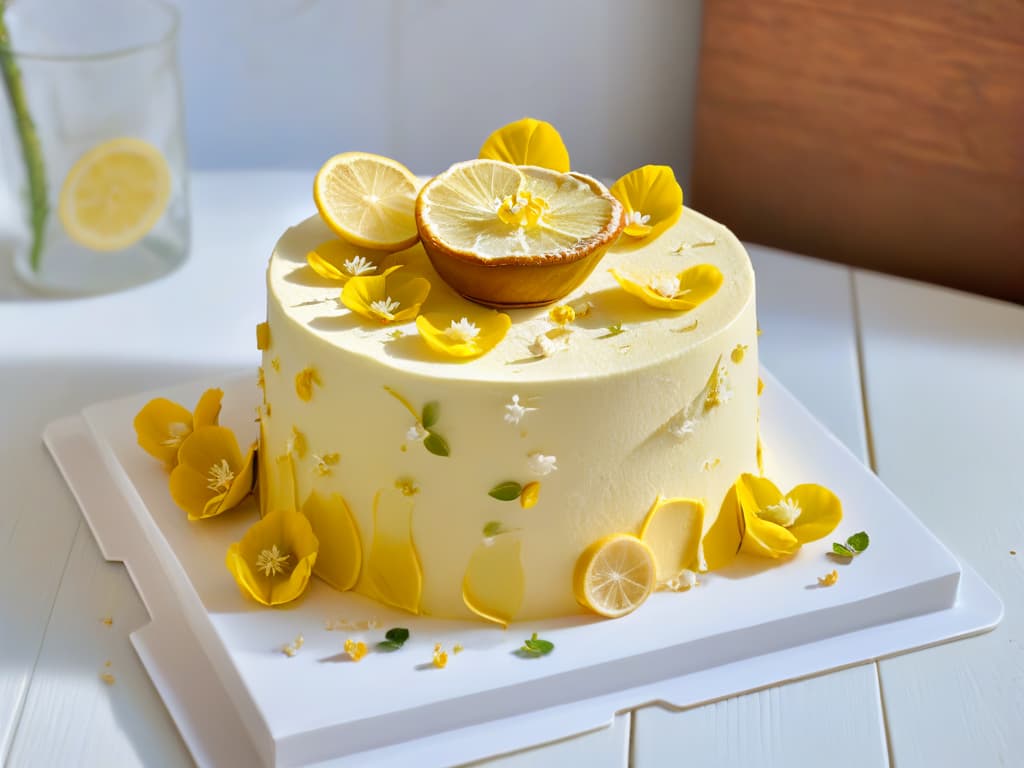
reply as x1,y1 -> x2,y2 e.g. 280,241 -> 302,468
638,496 -> 705,582
415,310 -> 512,359
365,489 -> 423,615
302,490 -> 362,591
192,388 -> 223,429
609,165 -> 683,239
735,474 -> 800,558
134,397 -> 193,467
169,426 -> 252,520
701,484 -> 744,571
479,117 -> 571,172
462,536 -> 525,628
785,483 -> 843,544
225,508 -> 319,606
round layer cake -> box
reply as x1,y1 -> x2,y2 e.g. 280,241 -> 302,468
259,207 -> 758,621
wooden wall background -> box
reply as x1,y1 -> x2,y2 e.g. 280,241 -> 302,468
692,0 -> 1024,304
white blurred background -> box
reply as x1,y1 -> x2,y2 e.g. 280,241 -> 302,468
166,0 -> 703,185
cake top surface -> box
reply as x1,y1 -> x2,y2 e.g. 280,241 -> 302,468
267,204 -> 754,384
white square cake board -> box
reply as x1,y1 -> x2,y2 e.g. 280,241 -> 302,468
43,369 -> 1002,768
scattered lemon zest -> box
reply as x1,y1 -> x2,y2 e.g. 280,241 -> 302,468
288,427 -> 307,458
282,633 -> 305,657
344,638 -> 368,662
701,457 -> 721,472
818,570 -> 839,587
271,357 -> 281,372
100,617 -> 113,627
100,673 -> 116,686
256,322 -> 271,351
453,644 -> 464,654
395,477 -> 420,497
520,481 -> 541,509
295,367 -> 321,402
758,377 -> 765,396
731,344 -> 748,363
313,452 -> 340,476
432,643 -> 449,669
548,304 -> 576,326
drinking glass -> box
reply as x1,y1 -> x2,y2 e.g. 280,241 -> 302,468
0,0 -> 188,295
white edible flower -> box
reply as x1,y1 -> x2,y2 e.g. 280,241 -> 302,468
503,394 -> 537,425
343,254 -> 376,276
649,275 -> 682,298
369,296 -> 401,320
570,298 -> 595,318
526,452 -> 557,476
406,423 -> 428,442
528,334 -> 557,358
626,211 -> 651,227
668,419 -> 698,441
443,317 -> 481,343
482,537 -> 496,548
760,497 -> 802,528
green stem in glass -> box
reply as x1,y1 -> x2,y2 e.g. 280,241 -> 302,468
0,3 -> 49,272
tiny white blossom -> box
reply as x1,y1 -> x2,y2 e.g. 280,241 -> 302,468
570,298 -> 595,318
369,296 -> 401,320
443,317 -> 481,343
503,394 -> 537,425
343,254 -> 377,276
626,211 -> 652,227
482,537 -> 496,548
665,569 -> 698,591
650,275 -> 682,298
526,452 -> 557,476
406,423 -> 428,442
668,419 -> 699,441
528,334 -> 557,358
761,497 -> 802,528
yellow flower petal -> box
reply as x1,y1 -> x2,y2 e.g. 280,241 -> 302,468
479,117 -> 570,172
302,490 -> 362,591
736,474 -> 799,558
639,496 -> 705,582
701,485 -> 744,570
415,311 -> 511,359
785,483 -> 843,543
169,426 -> 250,520
306,238 -> 393,283
610,263 -> 723,312
134,398 -> 193,467
462,535 -> 525,628
341,269 -> 431,325
192,388 -> 223,429
609,165 -> 683,240
365,488 -> 423,614
225,508 -> 319,606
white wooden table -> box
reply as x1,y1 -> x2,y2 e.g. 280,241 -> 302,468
1,172 -> 1020,767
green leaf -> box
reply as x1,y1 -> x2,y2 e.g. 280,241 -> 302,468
483,521 -> 504,537
598,323 -> 625,339
832,542 -> 855,557
423,431 -> 449,457
421,401 -> 440,429
519,632 -> 554,656
846,531 -> 870,553
488,481 -> 523,501
377,627 -> 410,651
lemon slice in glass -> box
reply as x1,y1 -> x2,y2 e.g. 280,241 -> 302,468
58,138 -> 171,252
416,159 -> 624,307
573,533 -> 656,618
314,152 -> 420,250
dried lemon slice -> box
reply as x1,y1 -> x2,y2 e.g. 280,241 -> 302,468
573,533 -> 656,618
58,137 -> 171,252
415,158 -> 624,307
314,152 -> 420,250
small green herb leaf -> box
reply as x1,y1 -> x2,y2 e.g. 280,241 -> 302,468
846,531 -> 870,553
488,481 -> 523,501
424,431 -> 449,457
377,627 -> 410,651
598,323 -> 625,339
421,401 -> 440,429
483,521 -> 504,537
519,632 -> 554,657
832,542 -> 855,557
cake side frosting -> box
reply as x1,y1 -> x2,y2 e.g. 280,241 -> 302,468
259,207 -> 759,620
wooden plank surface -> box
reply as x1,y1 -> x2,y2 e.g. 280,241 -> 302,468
632,666 -> 888,768
856,271 -> 1024,767
692,0 -> 1024,303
